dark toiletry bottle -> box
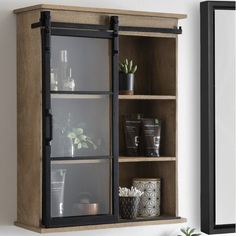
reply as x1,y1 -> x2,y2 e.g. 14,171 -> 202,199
142,118 -> 161,157
124,113 -> 143,156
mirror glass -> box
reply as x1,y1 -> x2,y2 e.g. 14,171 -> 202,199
214,9 -> 236,225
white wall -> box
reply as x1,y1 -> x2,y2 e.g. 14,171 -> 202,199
0,0 -> 234,235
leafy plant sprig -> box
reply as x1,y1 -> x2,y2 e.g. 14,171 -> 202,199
119,58 -> 137,74
178,227 -> 201,236
67,128 -> 97,150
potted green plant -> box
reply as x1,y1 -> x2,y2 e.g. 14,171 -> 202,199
178,227 -> 201,236
119,59 -> 137,95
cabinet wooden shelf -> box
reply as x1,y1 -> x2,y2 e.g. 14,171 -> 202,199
51,159 -> 108,164
16,217 -> 187,233
51,94 -> 109,99
119,156 -> 176,162
15,3 -> 186,233
119,95 -> 176,100
51,156 -> 176,164
119,215 -> 185,223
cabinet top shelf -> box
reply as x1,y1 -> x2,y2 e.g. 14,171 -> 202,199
13,4 -> 187,19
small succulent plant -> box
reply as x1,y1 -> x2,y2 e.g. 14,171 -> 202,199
67,128 -> 97,150
178,227 -> 201,236
119,59 -> 138,74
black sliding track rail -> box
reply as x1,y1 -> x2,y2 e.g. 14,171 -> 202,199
32,18 -> 182,35
51,28 -> 113,39
120,25 -> 182,34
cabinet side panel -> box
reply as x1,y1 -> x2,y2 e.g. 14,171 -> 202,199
175,37 -> 179,216
17,10 -> 42,227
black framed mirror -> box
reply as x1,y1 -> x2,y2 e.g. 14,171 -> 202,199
201,1 -> 236,234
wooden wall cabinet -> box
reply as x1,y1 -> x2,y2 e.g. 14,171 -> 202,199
14,4 -> 186,233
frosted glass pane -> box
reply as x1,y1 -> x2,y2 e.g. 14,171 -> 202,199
51,95 -> 111,158
51,36 -> 111,91
51,160 -> 111,217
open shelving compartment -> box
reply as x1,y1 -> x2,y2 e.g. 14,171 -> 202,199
118,34 -> 180,223
119,36 -> 176,96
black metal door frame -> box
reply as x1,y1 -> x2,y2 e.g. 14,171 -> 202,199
41,11 -> 52,226
39,11 -> 119,227
200,1 -> 236,234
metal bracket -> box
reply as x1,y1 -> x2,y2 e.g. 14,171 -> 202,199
40,11 -> 51,51
119,25 -> 182,34
111,16 -> 119,54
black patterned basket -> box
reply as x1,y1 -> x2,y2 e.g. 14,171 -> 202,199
119,196 -> 140,219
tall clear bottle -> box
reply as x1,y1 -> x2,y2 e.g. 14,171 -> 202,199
62,112 -> 75,157
58,50 -> 69,90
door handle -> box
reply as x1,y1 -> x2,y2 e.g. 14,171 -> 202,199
45,111 -> 53,143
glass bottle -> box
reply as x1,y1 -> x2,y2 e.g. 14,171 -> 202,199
62,112 -> 75,157
58,50 -> 69,90
62,68 -> 76,91
50,68 -> 58,91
